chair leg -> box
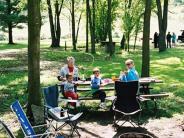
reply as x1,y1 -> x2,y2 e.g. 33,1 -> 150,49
69,121 -> 81,137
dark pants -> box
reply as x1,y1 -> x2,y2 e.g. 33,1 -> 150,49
92,90 -> 106,102
167,40 -> 171,48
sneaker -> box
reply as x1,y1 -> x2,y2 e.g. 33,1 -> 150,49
99,102 -> 107,109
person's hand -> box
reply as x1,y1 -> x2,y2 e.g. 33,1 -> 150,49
100,84 -> 105,87
60,77 -> 66,81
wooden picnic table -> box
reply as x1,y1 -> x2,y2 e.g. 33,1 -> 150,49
58,77 -> 163,94
58,77 -> 163,86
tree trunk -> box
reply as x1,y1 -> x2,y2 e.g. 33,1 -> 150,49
107,0 -> 113,56
75,11 -> 82,44
47,0 -> 63,48
7,0 -> 14,44
71,0 -> 76,51
27,0 -> 41,119
86,0 -> 89,52
141,0 -> 151,77
8,22 -> 14,44
156,0 -> 168,52
88,0 -> 95,54
47,0 -> 57,47
55,0 -> 61,47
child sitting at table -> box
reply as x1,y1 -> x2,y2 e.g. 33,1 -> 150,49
91,68 -> 107,109
119,59 -> 139,82
64,73 -> 79,107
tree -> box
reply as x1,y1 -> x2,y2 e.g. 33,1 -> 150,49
107,0 -> 113,56
64,0 -> 84,51
121,0 -> 144,51
86,0 -> 89,52
47,0 -> 64,48
27,0 -> 41,118
141,0 -> 152,77
95,0 -> 119,42
87,0 -> 96,54
0,0 -> 27,44
156,0 -> 168,52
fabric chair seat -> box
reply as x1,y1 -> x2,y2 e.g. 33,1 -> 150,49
48,107 -> 74,121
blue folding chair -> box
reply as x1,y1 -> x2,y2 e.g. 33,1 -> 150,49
11,100 -> 63,138
43,85 -> 83,137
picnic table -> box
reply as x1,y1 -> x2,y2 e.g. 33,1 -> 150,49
58,77 -> 163,94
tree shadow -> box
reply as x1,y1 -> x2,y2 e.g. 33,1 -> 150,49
112,127 -> 158,138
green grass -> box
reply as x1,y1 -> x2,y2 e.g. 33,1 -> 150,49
0,43 -> 184,136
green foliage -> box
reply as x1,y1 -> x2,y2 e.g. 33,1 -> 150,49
95,0 -> 119,41
0,0 -> 27,31
121,0 -> 144,50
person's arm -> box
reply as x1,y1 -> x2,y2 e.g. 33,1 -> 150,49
59,67 -> 67,81
119,71 -> 127,82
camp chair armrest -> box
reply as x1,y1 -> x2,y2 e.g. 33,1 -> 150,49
137,96 -> 150,102
43,105 -> 53,109
113,108 -> 142,115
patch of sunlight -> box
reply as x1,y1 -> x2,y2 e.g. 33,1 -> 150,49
0,57 -> 17,60
151,64 -> 171,70
0,85 -> 7,90
111,62 -> 121,65
121,51 -> 130,58
8,76 -> 27,86
152,57 -> 181,65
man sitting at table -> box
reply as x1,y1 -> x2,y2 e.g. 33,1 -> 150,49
119,59 -> 139,82
91,68 -> 107,109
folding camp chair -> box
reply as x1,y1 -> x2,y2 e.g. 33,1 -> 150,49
113,81 -> 142,129
11,100 -> 63,138
0,119 -> 15,138
43,85 -> 83,137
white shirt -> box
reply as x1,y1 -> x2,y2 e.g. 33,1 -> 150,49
59,65 -> 79,78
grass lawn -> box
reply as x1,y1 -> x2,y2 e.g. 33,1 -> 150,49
0,42 -> 184,137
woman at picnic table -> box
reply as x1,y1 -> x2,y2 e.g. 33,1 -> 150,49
91,68 -> 107,109
59,56 -> 79,81
119,59 -> 139,82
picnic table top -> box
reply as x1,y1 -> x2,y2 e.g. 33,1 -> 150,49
58,77 -> 163,86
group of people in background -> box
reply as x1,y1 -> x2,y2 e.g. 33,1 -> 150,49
153,32 -> 177,48
58,57 -> 139,109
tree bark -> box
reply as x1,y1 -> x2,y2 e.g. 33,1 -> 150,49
107,0 -> 113,56
27,0 -> 41,118
55,0 -> 61,47
88,0 -> 95,54
7,0 -> 14,44
71,0 -> 76,51
47,0 -> 63,48
8,22 -> 14,44
86,0 -> 89,52
156,0 -> 168,52
75,11 -> 82,44
47,0 -> 57,47
141,0 -> 151,77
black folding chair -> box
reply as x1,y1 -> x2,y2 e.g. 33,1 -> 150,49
113,81 -> 142,129
0,120 -> 15,138
43,85 -> 83,137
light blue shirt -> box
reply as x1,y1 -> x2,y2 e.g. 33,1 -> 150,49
91,76 -> 102,89
120,68 -> 139,82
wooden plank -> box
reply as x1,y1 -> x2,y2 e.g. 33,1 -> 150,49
77,87 -> 114,92
140,93 -> 169,99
